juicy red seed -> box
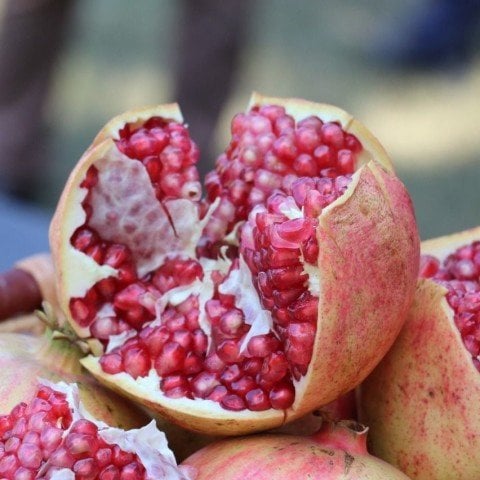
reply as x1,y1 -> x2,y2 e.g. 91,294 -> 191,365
219,311 -> 245,336
260,352 -> 289,383
191,372 -> 220,398
71,228 -> 98,251
0,455 -> 19,477
100,465 -> 121,480
206,385 -> 228,402
269,383 -> 295,409
123,347 -> 150,379
242,358 -> 263,375
220,394 -> 246,411
230,376 -> 257,398
204,353 -> 226,372
220,364 -> 243,385
73,458 -> 99,478
161,375 -> 189,391
154,342 -> 186,376
143,326 -> 170,357
192,329 -> 208,356
70,419 -> 98,436
112,446 -> 135,467
247,335 -> 280,358
49,447 -> 75,468
245,389 -> 271,411
217,340 -> 242,364
425,242 -> 480,371
100,353 -> 124,374
96,448 -> 113,469
65,433 -> 95,455
120,461 -> 145,480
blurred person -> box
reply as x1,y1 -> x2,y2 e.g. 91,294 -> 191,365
372,0 -> 480,70
0,0 -> 250,203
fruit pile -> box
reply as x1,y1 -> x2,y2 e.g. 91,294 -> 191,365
2,93 -> 477,479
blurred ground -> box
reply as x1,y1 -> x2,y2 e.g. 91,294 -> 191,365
1,0 -> 480,268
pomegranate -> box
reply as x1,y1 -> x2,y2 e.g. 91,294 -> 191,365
0,380 -> 193,480
181,421 -> 410,479
50,93 -> 419,435
359,226 -> 480,479
0,329 -> 216,461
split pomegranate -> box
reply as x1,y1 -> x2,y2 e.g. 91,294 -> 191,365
181,421 -> 410,479
359,226 -> 480,480
50,94 -> 419,435
0,331 -> 147,430
0,381 -> 193,480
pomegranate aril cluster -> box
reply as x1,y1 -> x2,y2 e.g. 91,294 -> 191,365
101,270 -> 296,412
420,242 -> 480,370
41,419 -> 146,480
0,386 -> 71,480
242,176 -> 352,379
70,108 -> 359,414
0,386 -> 147,480
202,104 -> 361,251
116,116 -> 201,201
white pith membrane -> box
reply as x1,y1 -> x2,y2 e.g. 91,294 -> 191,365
419,232 -> 480,371
58,101 -> 371,421
0,380 -> 191,480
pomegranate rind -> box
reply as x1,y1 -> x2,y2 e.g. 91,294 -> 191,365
180,421 -> 410,479
291,160 -> 419,417
359,226 -> 480,480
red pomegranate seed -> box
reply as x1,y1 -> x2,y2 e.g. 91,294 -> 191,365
191,372 -> 220,398
260,352 -> 289,383
245,389 -> 271,411
154,342 -> 186,376
269,382 -> 295,409
99,353 -> 123,374
247,335 -> 280,358
112,446 -> 135,467
120,461 -> 145,480
49,447 -> 75,468
96,448 -> 113,469
123,347 -> 150,379
230,376 -> 257,398
0,455 -> 19,477
99,465 -> 121,480
206,385 -> 228,402
219,364 -> 242,385
73,458 -> 99,478
217,340 -> 242,364
220,394 -> 246,411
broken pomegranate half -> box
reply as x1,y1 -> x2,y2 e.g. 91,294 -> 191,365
0,381 -> 193,480
50,93 -> 419,435
360,226 -> 480,480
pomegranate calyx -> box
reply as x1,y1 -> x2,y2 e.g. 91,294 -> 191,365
311,420 -> 368,456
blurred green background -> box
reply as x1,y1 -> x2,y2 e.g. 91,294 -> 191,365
2,0 -> 480,242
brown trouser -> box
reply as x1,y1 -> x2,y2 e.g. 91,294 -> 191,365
0,0 -> 250,200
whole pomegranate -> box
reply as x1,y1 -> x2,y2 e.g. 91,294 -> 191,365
50,93 -> 419,435
359,226 -> 480,479
0,380 -> 193,480
181,421 -> 411,479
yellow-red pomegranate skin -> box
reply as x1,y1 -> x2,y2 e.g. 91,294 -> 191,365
359,226 -> 480,480
181,422 -> 411,479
